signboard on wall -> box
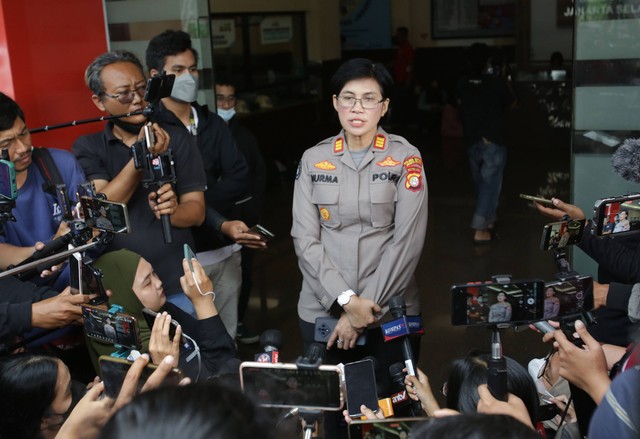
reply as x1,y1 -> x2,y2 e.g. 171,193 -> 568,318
260,16 -> 293,45
432,0 -> 516,39
212,19 -> 235,49
340,0 -> 392,50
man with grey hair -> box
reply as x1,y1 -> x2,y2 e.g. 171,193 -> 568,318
72,50 -> 207,314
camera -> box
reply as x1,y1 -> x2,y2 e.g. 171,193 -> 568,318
592,193 -> 640,237
79,196 -> 131,234
82,304 -> 141,350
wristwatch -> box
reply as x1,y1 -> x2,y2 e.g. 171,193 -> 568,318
337,290 -> 356,307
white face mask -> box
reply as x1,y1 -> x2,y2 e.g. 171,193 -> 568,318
171,73 -> 199,103
217,107 -> 236,122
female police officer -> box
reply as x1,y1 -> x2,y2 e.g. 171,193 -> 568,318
292,58 -> 428,394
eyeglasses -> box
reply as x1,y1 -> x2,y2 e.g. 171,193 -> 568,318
336,95 -> 385,110
216,94 -> 236,103
102,85 -> 147,105
537,349 -> 556,385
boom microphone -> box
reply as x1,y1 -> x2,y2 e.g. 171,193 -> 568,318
611,137 -> 640,183
255,329 -> 283,363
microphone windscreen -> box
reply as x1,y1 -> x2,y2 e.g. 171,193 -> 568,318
260,329 -> 283,351
388,362 -> 406,387
612,137 -> 640,183
305,342 -> 326,364
389,296 -> 406,319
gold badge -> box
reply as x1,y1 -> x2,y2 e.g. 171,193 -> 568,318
314,160 -> 337,170
319,208 -> 330,221
376,156 -> 401,167
373,134 -> 386,150
334,138 -> 344,153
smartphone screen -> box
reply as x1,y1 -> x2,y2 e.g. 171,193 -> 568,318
240,361 -> 343,410
542,276 -> 593,320
344,358 -> 379,417
593,195 -> 640,237
0,159 -> 17,200
451,280 -> 545,326
99,355 -> 184,398
82,305 -> 141,350
540,219 -> 586,251
80,196 -> 130,234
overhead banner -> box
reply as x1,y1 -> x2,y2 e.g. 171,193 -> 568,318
212,19 -> 236,49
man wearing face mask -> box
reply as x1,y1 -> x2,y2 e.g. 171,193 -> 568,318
146,30 -> 260,340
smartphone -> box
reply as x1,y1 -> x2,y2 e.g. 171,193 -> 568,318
82,305 -> 141,350
349,417 -> 429,439
592,193 -> 640,237
99,355 -> 184,398
247,224 -> 275,242
542,276 -> 593,320
314,316 -> 367,346
0,159 -> 17,200
144,73 -> 175,104
344,358 -> 379,417
540,219 -> 586,251
239,361 -> 343,411
80,196 -> 131,234
538,403 -> 562,421
451,280 -> 545,326
69,253 -> 108,305
520,193 -> 554,206
141,307 -> 181,342
183,243 -> 197,274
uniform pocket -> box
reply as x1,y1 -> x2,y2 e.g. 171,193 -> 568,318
311,184 -> 341,228
370,183 -> 397,228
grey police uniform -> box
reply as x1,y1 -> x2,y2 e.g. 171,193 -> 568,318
292,128 -> 428,325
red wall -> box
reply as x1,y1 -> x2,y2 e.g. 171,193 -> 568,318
0,0 -> 108,150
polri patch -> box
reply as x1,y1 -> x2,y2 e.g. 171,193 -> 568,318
403,155 -> 424,192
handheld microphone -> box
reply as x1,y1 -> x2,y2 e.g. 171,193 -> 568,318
388,296 -> 417,376
11,233 -> 74,280
389,362 -> 423,416
611,137 -> 640,183
255,329 -> 283,363
487,330 -> 508,401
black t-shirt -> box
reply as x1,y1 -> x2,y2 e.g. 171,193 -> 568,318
457,74 -> 514,146
72,122 -> 206,295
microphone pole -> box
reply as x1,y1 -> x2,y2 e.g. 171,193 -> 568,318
389,362 -> 423,416
487,327 -> 508,401
389,296 -> 417,376
29,110 -> 147,134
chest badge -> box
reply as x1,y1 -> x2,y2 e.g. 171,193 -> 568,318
314,160 -> 337,170
319,207 -> 330,221
376,156 -> 400,167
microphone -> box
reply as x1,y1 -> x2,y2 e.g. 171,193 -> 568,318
387,296 -> 417,376
11,233 -> 73,280
487,330 -> 508,401
611,137 -> 640,183
255,329 -> 283,363
389,362 -> 423,416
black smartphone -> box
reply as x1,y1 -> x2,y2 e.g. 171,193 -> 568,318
80,196 -> 131,234
519,193 -> 554,206
239,361 -> 343,411
141,307 -> 181,342
99,355 -> 184,398
540,219 -> 586,251
68,253 -> 108,305
0,159 -> 17,200
247,224 -> 275,242
592,193 -> 640,237
82,305 -> 141,350
451,280 -> 545,326
144,72 -> 175,104
344,358 -> 379,417
314,316 -> 366,346
538,403 -> 561,421
542,276 -> 593,320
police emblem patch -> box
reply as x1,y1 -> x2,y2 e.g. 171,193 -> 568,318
376,156 -> 401,167
319,208 -> 330,221
314,160 -> 337,170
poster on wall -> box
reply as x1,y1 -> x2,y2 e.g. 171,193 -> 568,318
431,0 -> 516,39
212,19 -> 236,49
340,0 -> 392,50
260,16 -> 293,45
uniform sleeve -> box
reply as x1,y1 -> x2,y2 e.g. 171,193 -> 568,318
291,151 -> 352,307
360,151 -> 428,306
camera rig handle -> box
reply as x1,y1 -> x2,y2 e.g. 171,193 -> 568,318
487,326 -> 508,401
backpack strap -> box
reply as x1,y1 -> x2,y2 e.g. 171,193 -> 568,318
31,147 -> 63,196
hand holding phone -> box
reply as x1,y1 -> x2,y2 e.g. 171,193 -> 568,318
180,248 -> 214,300
247,224 -> 275,242
143,308 -> 183,364
344,359 -> 379,417
520,193 -> 554,206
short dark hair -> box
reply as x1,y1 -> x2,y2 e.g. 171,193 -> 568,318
215,74 -> 237,90
0,92 -> 25,131
411,414 -> 539,439
85,50 -> 145,96
446,350 -> 539,424
146,30 -> 199,73
0,353 -> 60,438
330,58 -> 394,100
99,382 -> 272,439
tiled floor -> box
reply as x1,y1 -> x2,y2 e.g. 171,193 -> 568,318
239,125 -> 570,406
